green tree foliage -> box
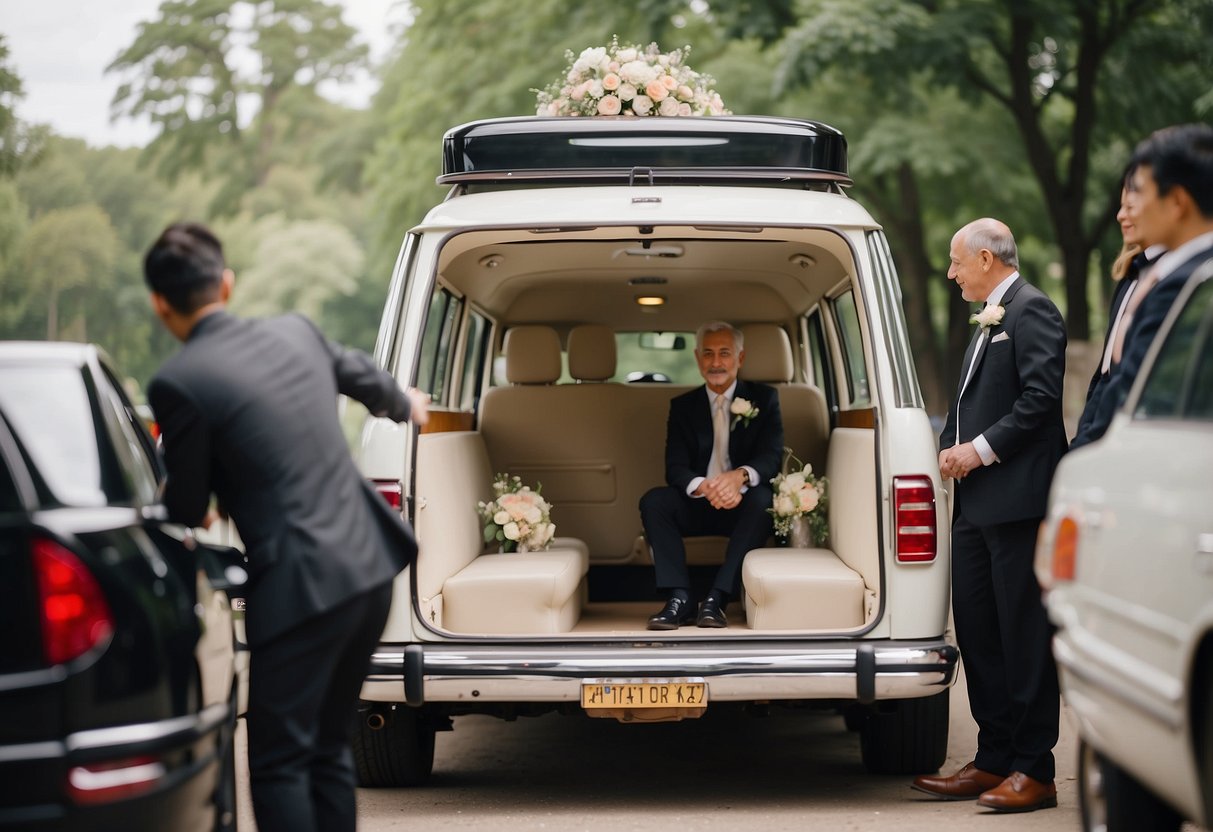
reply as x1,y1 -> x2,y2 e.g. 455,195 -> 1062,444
17,204 -> 119,340
226,215 -> 363,320
108,0 -> 368,212
0,35 -> 49,177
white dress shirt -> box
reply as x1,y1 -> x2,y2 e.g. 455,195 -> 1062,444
960,271 -> 1020,467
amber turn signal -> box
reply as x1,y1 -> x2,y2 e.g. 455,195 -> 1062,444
1051,516 -> 1079,582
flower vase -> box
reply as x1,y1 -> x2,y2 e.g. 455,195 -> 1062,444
789,516 -> 812,549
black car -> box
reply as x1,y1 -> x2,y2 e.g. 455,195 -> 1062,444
0,342 -> 245,832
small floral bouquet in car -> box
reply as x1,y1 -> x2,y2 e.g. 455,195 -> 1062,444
768,449 -> 828,547
534,36 -> 729,118
478,473 -> 556,553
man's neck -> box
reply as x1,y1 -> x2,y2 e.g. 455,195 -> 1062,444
176,303 -> 225,341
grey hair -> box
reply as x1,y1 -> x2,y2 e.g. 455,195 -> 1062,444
962,218 -> 1019,269
695,321 -> 743,352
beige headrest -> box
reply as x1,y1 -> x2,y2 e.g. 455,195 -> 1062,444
739,324 -> 793,383
504,326 -> 562,384
567,324 -> 617,382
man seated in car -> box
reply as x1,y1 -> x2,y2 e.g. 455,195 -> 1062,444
640,321 -> 784,629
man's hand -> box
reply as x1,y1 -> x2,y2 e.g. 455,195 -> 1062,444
405,387 -> 431,427
939,443 -> 983,480
697,469 -> 747,510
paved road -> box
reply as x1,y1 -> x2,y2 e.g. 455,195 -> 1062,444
238,661 -> 1188,831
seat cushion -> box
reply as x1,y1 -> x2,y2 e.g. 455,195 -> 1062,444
443,547 -> 587,633
742,548 -> 866,630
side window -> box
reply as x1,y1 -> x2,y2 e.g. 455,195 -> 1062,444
99,364 -> 163,493
1135,279 -> 1213,421
803,310 -> 831,389
416,284 -> 464,404
831,290 -> 871,407
459,309 -> 491,412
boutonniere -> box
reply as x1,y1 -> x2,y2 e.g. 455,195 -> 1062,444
730,397 -> 759,430
969,304 -> 1005,331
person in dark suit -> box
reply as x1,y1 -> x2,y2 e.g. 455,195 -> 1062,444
1072,123 -> 1213,450
143,222 -> 429,832
912,219 -> 1067,813
1075,175 -> 1165,439
640,321 -> 783,630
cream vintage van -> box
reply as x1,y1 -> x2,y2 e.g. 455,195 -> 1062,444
350,116 -> 956,785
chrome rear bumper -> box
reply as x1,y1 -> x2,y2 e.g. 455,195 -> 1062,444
361,639 -> 958,705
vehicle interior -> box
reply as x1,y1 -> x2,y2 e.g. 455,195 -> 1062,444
400,219 -> 895,640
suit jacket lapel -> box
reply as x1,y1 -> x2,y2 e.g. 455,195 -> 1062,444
692,385 -> 714,463
962,276 -> 1025,394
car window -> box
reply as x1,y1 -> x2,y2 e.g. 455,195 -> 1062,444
867,230 -> 923,408
459,309 -> 491,411
97,363 -> 162,504
831,290 -> 871,407
615,332 -> 700,384
1135,277 -> 1213,422
416,284 -> 464,404
0,447 -> 20,514
0,366 -> 107,507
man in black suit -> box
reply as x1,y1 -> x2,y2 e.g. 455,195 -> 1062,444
144,223 -> 428,832
640,321 -> 783,630
1072,123 -> 1213,450
912,219 -> 1067,813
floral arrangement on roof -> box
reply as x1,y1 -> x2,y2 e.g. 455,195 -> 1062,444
478,473 -> 556,553
534,37 -> 730,118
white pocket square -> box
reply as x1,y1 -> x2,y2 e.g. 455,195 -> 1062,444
991,331 -> 1010,343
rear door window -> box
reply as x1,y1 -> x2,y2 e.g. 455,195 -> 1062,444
831,290 -> 871,407
416,284 -> 464,404
0,366 -> 107,506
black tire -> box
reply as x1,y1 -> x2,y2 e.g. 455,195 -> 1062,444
1078,739 -> 1181,832
352,704 -> 436,787
859,691 -> 949,774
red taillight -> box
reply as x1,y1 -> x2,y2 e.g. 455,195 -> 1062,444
894,476 -> 937,563
372,479 -> 403,510
1051,516 -> 1079,582
66,755 -> 166,805
32,538 -> 114,665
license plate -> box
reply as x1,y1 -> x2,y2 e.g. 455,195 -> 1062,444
581,678 -> 707,709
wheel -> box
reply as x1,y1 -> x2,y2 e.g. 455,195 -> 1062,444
352,703 -> 436,787
858,691 -> 949,774
1078,739 -> 1181,832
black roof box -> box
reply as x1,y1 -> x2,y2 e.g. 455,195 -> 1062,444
439,116 -> 849,187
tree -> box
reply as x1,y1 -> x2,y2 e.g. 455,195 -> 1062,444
108,0 -> 368,211
769,0 -> 1213,340
0,35 -> 49,177
17,204 -> 119,340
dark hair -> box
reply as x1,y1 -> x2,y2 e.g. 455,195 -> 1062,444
1129,123 -> 1213,218
143,222 -> 226,314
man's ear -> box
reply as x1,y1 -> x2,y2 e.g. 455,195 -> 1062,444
219,268 -> 235,302
736,348 -> 745,366
149,291 -> 172,322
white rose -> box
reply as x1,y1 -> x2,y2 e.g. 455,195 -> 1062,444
676,84 -> 694,101
617,83 -> 637,101
779,478 -> 796,495
587,79 -> 604,98
631,95 -> 653,115
617,47 -> 638,63
785,473 -> 806,491
493,510 -> 509,525
774,494 -> 795,515
597,94 -> 622,116
620,60 -> 656,86
645,80 -> 669,102
659,97 -> 679,116
525,506 -> 542,525
677,102 -> 692,116
503,522 -> 520,541
730,397 -> 752,416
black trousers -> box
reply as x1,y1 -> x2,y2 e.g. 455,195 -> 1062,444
640,483 -> 774,598
247,581 -> 394,832
952,514 -> 1060,782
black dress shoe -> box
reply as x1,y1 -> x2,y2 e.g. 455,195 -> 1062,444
647,597 -> 696,630
696,596 -> 728,628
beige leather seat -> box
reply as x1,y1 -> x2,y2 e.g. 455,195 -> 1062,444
567,324 -> 617,382
739,323 -> 830,475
